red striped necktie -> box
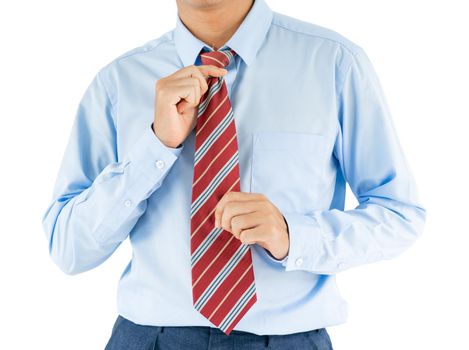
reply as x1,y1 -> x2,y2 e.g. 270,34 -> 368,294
190,47 -> 257,335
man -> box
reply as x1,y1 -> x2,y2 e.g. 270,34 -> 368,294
41,0 -> 426,348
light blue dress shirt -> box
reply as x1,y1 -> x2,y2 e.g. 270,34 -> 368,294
41,0 -> 426,335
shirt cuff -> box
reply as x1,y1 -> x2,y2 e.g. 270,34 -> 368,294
262,247 -> 288,264
127,122 -> 184,179
279,212 -> 324,272
150,122 -> 183,154
129,123 -> 184,187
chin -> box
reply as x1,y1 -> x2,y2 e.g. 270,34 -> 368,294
179,0 -> 229,9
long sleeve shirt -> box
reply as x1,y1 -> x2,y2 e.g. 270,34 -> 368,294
41,0 -> 426,335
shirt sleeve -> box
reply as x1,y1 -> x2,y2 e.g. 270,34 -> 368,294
41,69 -> 184,275
280,47 -> 427,274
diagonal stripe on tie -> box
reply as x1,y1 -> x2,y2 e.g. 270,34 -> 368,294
189,46 -> 257,335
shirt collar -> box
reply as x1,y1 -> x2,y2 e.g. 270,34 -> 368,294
173,0 -> 273,67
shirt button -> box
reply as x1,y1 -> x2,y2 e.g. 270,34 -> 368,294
295,257 -> 303,267
124,199 -> 132,207
155,160 -> 165,169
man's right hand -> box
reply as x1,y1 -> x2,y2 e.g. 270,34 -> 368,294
152,64 -> 228,148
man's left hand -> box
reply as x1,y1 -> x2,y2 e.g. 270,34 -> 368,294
214,191 -> 289,260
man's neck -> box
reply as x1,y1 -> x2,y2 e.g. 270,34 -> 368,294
176,0 -> 254,51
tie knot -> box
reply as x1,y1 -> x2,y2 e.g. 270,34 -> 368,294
199,47 -> 237,69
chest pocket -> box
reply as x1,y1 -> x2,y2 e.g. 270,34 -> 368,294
250,131 -> 326,214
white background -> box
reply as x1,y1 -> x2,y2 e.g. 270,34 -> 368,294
1,0 -> 468,349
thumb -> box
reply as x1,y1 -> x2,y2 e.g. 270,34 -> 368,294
176,99 -> 190,114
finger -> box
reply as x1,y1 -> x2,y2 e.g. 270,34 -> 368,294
169,76 -> 201,88
176,99 -> 189,115
215,191 -> 265,227
219,200 -> 264,233
197,65 -> 228,79
239,226 -> 267,245
190,69 -> 209,95
230,211 -> 265,240
169,77 -> 202,104
165,78 -> 200,106
176,68 -> 208,95
177,87 -> 198,116
165,84 -> 198,107
171,64 -> 227,81
192,80 -> 201,107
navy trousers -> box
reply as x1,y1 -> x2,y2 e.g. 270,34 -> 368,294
105,315 -> 334,350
